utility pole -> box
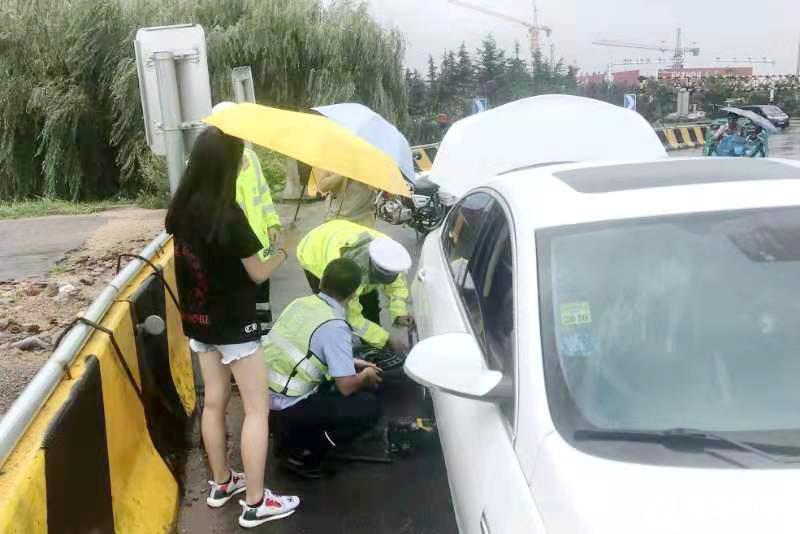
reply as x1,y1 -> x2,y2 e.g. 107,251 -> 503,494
796,38 -> 800,76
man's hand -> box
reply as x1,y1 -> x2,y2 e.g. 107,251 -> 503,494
359,366 -> 383,389
276,227 -> 302,255
354,358 -> 379,371
394,315 -> 414,328
268,225 -> 281,247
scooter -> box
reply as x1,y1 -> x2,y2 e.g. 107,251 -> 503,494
705,125 -> 768,158
376,174 -> 447,234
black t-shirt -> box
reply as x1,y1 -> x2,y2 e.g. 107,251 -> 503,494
174,206 -> 263,344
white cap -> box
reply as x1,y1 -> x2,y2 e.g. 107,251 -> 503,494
211,101 -> 236,114
368,238 -> 412,273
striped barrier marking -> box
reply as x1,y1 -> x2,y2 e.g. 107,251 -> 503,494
679,127 -> 696,149
694,126 -> 708,145
0,450 -> 47,533
655,129 -> 670,149
663,129 -> 682,150
412,148 -> 434,172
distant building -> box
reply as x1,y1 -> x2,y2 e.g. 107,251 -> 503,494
577,69 -> 640,86
657,67 -> 753,79
612,70 -> 641,86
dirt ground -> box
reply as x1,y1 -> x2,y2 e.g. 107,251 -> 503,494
0,208 -> 165,416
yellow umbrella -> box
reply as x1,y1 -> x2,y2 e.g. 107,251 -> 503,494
204,103 -> 411,197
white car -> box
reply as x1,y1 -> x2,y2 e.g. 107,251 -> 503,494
405,157 -> 800,534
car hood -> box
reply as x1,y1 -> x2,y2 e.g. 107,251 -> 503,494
532,432 -> 800,534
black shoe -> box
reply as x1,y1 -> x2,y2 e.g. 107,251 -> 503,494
281,452 -> 323,480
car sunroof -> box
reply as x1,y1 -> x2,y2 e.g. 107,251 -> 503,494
553,159 -> 800,194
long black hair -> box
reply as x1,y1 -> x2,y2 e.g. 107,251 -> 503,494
165,126 -> 244,244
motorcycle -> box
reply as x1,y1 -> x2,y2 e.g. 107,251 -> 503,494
704,125 -> 768,158
376,174 -> 447,234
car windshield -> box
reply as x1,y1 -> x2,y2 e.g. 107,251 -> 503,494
765,106 -> 784,115
538,207 -> 800,435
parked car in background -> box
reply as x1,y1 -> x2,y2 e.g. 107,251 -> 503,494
405,157 -> 800,534
741,104 -> 790,129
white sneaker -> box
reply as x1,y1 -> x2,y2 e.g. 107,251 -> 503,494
206,470 -> 246,508
238,489 -> 301,528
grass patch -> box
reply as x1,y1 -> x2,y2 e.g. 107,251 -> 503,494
135,192 -> 170,210
0,198 -> 136,220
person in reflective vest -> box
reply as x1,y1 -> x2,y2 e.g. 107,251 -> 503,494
296,219 -> 412,350
265,258 -> 383,478
212,102 -> 282,337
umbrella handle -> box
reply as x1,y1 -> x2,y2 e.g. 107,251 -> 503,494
290,169 -> 312,226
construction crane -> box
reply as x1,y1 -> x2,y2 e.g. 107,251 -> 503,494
448,0 -> 552,61
593,27 -> 700,70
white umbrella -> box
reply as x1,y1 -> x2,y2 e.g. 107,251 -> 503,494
720,107 -> 779,134
428,95 -> 667,201
312,103 -> 416,184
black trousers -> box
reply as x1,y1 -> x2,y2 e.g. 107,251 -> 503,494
273,386 -> 381,464
303,269 -> 380,324
256,279 -> 272,335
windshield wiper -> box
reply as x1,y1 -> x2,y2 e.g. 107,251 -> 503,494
574,427 -> 800,464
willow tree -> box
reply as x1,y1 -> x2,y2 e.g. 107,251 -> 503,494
0,0 -> 409,201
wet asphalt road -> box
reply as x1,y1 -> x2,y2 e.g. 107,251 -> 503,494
177,201 -> 457,534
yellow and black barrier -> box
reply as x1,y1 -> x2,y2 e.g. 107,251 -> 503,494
411,143 -> 439,172
0,238 -> 195,533
655,125 -> 709,151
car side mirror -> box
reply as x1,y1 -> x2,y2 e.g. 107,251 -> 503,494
403,333 -> 512,402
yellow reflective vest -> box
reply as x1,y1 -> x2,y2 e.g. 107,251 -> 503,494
235,148 -> 281,260
264,295 -> 339,397
296,219 -> 409,348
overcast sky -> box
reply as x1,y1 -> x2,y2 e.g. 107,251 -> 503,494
364,0 -> 799,76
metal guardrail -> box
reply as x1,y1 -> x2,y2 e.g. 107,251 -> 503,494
411,143 -> 440,150
0,231 -> 171,466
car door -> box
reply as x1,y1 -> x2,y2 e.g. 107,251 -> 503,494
415,192 -> 537,533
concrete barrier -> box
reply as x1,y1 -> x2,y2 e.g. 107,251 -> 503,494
0,236 -> 195,533
655,125 -> 709,151
411,143 -> 438,172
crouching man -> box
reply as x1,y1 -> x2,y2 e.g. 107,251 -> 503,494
264,258 -> 383,478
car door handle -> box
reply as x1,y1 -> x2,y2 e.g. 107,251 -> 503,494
416,268 -> 426,282
480,511 -> 491,534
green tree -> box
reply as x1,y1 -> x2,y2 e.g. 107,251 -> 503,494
475,35 -> 506,105
454,43 -> 475,100
406,69 -> 428,117
0,0 -> 410,201
502,41 -> 531,103
426,54 -> 439,110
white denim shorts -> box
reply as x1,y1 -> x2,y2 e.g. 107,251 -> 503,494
189,339 -> 260,365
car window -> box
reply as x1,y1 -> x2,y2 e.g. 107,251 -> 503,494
442,192 -> 494,285
460,204 -> 516,422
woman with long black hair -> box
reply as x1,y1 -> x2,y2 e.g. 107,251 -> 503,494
166,126 -> 300,529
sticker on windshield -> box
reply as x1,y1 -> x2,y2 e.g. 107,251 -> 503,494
560,302 -> 592,327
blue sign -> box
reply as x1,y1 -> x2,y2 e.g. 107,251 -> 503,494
472,98 -> 488,114
623,93 -> 637,111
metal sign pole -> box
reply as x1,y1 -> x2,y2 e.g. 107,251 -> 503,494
153,51 -> 186,195
231,66 -> 256,104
